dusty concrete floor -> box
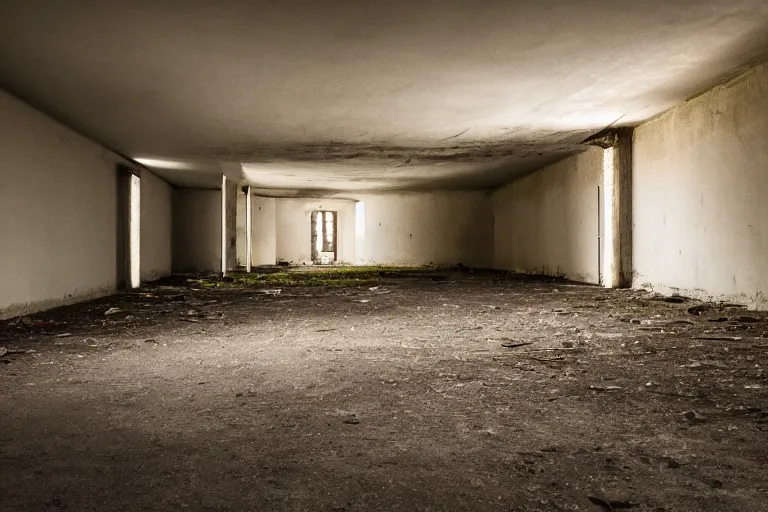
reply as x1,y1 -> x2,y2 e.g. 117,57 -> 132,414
1,270 -> 767,512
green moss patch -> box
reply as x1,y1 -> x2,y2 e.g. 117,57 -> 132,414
189,266 -> 443,289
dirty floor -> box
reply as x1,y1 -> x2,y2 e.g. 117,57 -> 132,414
1,270 -> 766,511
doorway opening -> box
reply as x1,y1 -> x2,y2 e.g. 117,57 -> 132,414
311,211 -> 337,264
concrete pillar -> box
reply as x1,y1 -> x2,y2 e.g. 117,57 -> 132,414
220,174 -> 227,276
587,128 -> 633,288
614,128 -> 633,288
116,165 -> 141,289
245,186 -> 253,272
129,172 -> 141,289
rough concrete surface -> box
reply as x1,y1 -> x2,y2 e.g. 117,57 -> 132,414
358,192 -> 494,267
0,89 -> 130,319
172,189 -> 223,273
2,1 -> 767,190
494,148 -> 603,283
1,271 -> 766,511
633,63 -> 768,308
252,196 -> 278,266
140,169 -> 173,282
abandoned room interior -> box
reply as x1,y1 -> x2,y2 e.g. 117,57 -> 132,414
1,1 -> 767,511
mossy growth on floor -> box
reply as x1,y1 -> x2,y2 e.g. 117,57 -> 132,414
190,266 -> 443,288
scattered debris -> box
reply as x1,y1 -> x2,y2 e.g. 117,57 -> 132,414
353,299 -> 370,303
257,289 -> 282,295
687,304 -> 711,316
589,385 -> 623,391
682,410 -> 707,423
501,342 -> 533,349
55,333 -> 73,338
3,348 -> 35,355
596,332 -> 624,339
709,479 -> 724,489
33,320 -> 63,327
104,308 -> 122,316
666,320 -> 695,327
0,270 -> 767,510
531,356 -> 566,362
638,326 -> 665,332
688,303 -> 746,316
342,414 -> 360,425
657,295 -> 689,304
734,315 -> 762,323
695,335 -> 743,341
587,495 -> 635,510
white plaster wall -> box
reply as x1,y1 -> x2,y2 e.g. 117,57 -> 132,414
492,148 -> 603,283
140,169 -> 172,281
172,189 -> 222,272
275,198 -> 355,264
357,192 -> 493,267
252,196 -> 277,265
0,90 -> 126,319
236,194 -> 282,267
633,63 -> 768,308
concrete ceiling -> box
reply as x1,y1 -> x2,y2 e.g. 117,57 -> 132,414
1,0 -> 767,192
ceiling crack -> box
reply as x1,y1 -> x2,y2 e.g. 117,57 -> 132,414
440,128 -> 470,141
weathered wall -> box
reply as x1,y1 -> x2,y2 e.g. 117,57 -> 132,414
140,169 -> 173,281
633,63 -> 768,308
275,198 -> 356,264
224,180 -> 237,271
492,148 -> 603,283
252,196 -> 277,265
0,90 -> 127,319
357,192 -> 493,267
172,189 -> 222,272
